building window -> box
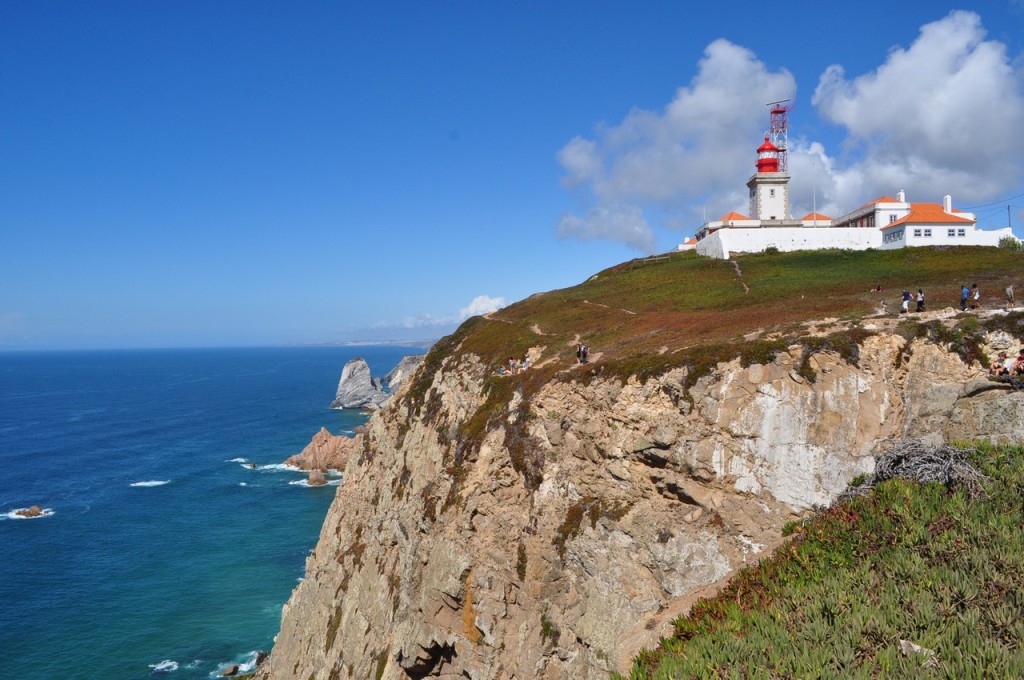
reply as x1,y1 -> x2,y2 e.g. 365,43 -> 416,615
948,228 -> 956,237
913,229 -> 922,237
924,229 -> 932,237
958,228 -> 966,237
889,214 -> 897,224
769,189 -> 775,197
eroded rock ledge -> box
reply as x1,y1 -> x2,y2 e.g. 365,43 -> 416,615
258,331 -> 1024,680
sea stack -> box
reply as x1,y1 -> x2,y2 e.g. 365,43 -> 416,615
330,358 -> 388,410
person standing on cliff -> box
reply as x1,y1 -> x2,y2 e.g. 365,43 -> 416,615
960,284 -> 970,312
900,290 -> 910,314
1007,284 -> 1015,311
576,343 -> 583,364
916,289 -> 925,312
971,283 -> 980,309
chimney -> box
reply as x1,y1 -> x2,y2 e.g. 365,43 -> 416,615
897,190 -> 906,203
944,195 -> 952,213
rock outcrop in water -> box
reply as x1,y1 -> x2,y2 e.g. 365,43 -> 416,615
330,358 -> 387,410
285,427 -> 359,472
330,354 -> 426,410
256,327 -> 1024,680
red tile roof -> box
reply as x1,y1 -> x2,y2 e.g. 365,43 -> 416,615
683,238 -> 697,246
800,212 -> 832,222
881,203 -> 974,230
856,195 -> 899,210
718,211 -> 750,221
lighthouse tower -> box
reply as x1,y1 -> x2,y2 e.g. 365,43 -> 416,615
746,136 -> 790,221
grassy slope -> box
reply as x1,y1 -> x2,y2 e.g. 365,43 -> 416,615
626,444 -> 1024,679
457,247 -> 1022,374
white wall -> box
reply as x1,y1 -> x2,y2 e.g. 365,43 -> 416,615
696,227 -> 881,259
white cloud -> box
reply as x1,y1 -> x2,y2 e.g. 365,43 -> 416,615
367,294 -> 506,332
556,39 -> 796,251
459,295 -> 505,319
811,10 -> 1024,210
557,203 -> 655,252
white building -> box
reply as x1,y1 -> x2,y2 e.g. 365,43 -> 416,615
687,136 -> 1015,259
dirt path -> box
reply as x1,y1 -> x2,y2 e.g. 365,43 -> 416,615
731,260 -> 749,294
583,299 -> 636,315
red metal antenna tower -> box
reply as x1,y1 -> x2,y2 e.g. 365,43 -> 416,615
767,99 -> 791,172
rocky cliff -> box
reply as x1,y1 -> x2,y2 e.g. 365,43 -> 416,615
257,323 -> 1024,679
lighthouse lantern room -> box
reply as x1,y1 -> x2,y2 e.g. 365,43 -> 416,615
747,135 -> 790,221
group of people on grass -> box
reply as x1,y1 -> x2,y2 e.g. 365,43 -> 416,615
895,282 -> 1016,314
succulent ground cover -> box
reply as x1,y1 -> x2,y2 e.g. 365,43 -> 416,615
624,443 -> 1024,679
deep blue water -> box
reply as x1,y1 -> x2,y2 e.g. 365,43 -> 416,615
0,346 -> 422,679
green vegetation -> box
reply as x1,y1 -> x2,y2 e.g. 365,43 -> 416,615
999,236 -> 1024,252
540,611 -> 561,647
624,443 -> 1024,678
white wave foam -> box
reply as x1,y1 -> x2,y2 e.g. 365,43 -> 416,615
289,478 -> 342,487
238,482 -> 248,487
184,659 -> 202,669
148,659 -> 178,672
258,463 -> 303,472
226,457 -> 248,463
130,480 -> 170,487
237,651 -> 263,673
3,507 -> 55,520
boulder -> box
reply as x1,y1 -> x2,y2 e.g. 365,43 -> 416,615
307,470 -> 327,486
219,664 -> 239,677
15,505 -> 43,518
285,428 -> 359,472
330,358 -> 388,410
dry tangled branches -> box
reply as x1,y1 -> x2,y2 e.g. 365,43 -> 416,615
840,439 -> 990,502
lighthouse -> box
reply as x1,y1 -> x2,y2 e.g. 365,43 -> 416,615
747,135 -> 790,221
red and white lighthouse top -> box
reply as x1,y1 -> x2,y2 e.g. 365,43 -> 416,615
756,136 -> 779,173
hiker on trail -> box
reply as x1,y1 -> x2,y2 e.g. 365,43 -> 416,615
916,289 -> 925,313
960,284 -> 970,312
1007,285 -> 1015,311
581,344 -> 589,364
576,343 -> 583,364
901,290 -> 910,314
971,283 -> 980,309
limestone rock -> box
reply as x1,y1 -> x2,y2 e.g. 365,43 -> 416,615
307,470 -> 327,486
330,358 -> 387,410
15,505 -> 43,518
383,354 -> 425,391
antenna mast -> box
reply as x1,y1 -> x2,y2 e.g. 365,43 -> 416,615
766,98 -> 791,172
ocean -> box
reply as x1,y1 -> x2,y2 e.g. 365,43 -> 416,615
0,346 -> 422,679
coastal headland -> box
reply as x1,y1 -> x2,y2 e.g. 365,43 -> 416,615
256,247 -> 1024,678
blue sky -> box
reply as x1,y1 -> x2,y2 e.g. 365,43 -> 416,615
2,1 -> 1023,350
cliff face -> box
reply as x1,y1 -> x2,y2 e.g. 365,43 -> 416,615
259,333 -> 1024,679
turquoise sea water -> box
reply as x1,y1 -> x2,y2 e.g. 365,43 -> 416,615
0,346 -> 420,679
